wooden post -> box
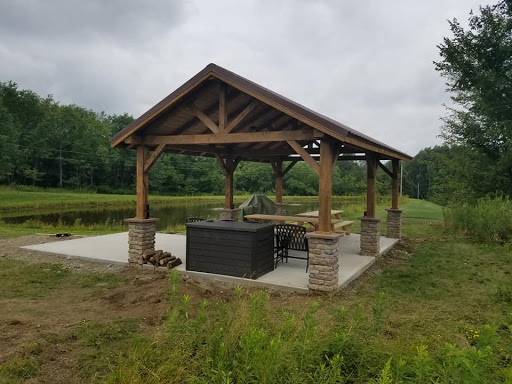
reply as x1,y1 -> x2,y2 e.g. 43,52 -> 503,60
366,153 -> 377,218
271,161 -> 283,204
219,84 -> 227,132
216,155 -> 239,210
318,138 -> 334,233
225,168 -> 234,209
391,159 -> 399,209
136,145 -> 148,219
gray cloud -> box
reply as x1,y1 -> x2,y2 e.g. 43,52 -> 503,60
0,0 -> 493,156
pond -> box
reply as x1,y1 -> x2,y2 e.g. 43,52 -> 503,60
0,197 -> 364,231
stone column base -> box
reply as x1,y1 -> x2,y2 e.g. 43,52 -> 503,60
219,208 -> 240,221
275,203 -> 286,216
386,209 -> 403,239
360,217 -> 381,257
306,231 -> 342,296
125,218 -> 159,266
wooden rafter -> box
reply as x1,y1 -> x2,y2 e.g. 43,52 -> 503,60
173,91 -> 244,135
287,140 -> 320,175
225,100 -> 259,133
191,103 -> 219,133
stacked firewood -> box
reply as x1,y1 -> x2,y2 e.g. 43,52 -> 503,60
142,249 -> 182,269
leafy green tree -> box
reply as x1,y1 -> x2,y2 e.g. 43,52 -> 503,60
435,1 -> 512,196
0,98 -> 18,182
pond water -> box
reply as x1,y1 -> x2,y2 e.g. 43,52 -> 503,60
0,197 -> 365,231
0,200 -> 333,231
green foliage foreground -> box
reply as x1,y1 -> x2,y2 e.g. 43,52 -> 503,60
105,269 -> 512,383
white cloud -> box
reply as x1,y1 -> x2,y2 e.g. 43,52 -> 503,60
0,0 -> 494,156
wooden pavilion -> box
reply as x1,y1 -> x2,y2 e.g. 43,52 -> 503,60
110,63 -> 412,294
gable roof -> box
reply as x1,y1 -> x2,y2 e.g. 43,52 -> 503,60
110,63 -> 412,161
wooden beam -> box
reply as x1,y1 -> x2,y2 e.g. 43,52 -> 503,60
215,154 -> 228,175
144,143 -> 166,172
127,129 -> 322,146
318,139 -> 334,233
219,84 -> 227,132
378,161 -> 393,178
136,145 -> 148,219
332,143 -> 343,167
215,155 -> 240,210
191,103 -> 219,134
391,159 -> 399,209
287,140 -> 320,175
173,90 -> 244,135
225,100 -> 258,134
271,161 -> 283,204
282,159 -> 299,176
337,155 -> 366,161
366,153 -> 378,218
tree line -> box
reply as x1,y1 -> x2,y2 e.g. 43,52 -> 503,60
0,81 -> 394,196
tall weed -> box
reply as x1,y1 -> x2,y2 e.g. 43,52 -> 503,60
444,196 -> 512,244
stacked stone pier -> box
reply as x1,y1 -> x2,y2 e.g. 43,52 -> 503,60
125,218 -> 159,266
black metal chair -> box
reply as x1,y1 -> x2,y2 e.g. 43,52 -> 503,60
185,216 -> 206,224
274,224 -> 309,271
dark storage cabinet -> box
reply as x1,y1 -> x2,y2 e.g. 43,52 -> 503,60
186,220 -> 274,279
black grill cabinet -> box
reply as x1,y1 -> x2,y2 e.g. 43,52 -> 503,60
186,220 -> 274,279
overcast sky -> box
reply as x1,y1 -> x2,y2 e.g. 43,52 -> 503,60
0,0 -> 493,156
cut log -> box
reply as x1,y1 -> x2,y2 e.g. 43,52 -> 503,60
153,250 -> 164,264
142,249 -> 157,261
159,256 -> 176,266
167,258 -> 182,269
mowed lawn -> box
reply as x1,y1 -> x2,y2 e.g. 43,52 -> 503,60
1,199 -> 512,383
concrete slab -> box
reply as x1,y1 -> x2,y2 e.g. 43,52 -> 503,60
21,233 -> 398,293
21,233 -> 187,266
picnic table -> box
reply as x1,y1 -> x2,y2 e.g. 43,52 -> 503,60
244,214 -> 342,232
295,210 -> 344,220
296,210 -> 354,235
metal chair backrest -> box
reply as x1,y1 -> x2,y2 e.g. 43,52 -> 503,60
185,216 -> 206,224
275,224 -> 308,251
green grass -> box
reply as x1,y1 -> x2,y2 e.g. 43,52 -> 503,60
0,185 -> 373,212
0,259 -> 125,299
0,186 -> 230,211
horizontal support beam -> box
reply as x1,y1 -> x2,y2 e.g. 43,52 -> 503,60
125,129 -> 323,146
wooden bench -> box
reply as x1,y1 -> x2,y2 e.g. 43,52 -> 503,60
334,220 -> 354,235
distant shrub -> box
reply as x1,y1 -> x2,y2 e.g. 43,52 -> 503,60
444,196 -> 512,244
